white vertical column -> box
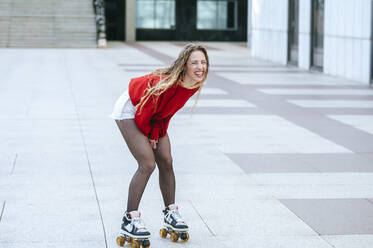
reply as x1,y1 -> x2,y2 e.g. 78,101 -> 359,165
248,0 -> 252,48
251,0 -> 289,64
298,0 -> 311,69
324,0 -> 372,84
126,0 -> 136,42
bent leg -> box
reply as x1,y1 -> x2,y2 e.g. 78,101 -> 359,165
116,119 -> 156,212
154,134 -> 175,207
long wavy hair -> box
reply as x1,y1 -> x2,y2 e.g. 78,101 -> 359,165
136,43 -> 209,113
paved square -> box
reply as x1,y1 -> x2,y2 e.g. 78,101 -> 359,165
1,42 -> 372,248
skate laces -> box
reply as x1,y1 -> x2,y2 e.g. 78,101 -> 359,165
132,217 -> 147,231
166,209 -> 184,223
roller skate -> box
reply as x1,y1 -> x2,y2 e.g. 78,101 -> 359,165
116,210 -> 151,248
159,204 -> 190,242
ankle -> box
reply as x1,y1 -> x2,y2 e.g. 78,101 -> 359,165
165,203 -> 178,210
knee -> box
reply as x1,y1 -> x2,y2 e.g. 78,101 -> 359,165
157,156 -> 173,171
139,160 -> 156,176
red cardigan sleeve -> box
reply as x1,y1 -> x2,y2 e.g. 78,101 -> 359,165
134,94 -> 163,141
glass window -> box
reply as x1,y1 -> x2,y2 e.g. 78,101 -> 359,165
136,0 -> 175,29
197,0 -> 237,30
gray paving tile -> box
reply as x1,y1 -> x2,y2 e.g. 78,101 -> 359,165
279,198 -> 373,235
314,108 -> 373,115
305,154 -> 373,172
227,153 -> 373,173
178,106 -> 272,115
226,153 -> 319,173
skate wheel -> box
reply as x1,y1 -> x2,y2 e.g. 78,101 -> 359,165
160,228 -> 168,239
130,240 -> 139,248
181,232 -> 189,242
170,232 -> 179,242
142,239 -> 150,247
116,236 -> 126,247
127,238 -> 133,245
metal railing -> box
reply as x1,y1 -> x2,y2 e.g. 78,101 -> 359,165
94,0 -> 107,48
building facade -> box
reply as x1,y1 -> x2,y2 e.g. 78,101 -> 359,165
250,0 -> 373,85
105,0 -> 247,42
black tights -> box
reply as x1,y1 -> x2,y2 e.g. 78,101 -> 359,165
116,119 -> 175,212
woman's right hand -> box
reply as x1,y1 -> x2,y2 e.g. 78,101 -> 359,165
149,139 -> 158,149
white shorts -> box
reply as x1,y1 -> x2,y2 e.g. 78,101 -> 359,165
110,90 -> 137,120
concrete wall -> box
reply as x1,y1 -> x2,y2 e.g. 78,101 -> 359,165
324,0 -> 372,83
251,0 -> 289,64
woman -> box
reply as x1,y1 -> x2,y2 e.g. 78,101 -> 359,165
110,43 -> 209,243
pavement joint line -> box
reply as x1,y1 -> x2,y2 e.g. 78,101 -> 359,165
189,200 -> 216,236
319,235 -> 338,248
10,153 -> 18,174
63,51 -> 108,248
0,201 -> 5,223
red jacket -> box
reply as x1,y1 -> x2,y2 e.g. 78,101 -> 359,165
128,73 -> 199,140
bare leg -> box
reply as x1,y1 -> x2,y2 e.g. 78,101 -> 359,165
154,134 -> 175,207
116,119 -> 156,212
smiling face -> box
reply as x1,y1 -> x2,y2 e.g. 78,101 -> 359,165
183,50 -> 208,86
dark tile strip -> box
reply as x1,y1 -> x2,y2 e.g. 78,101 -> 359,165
211,64 -> 288,68
310,108 -> 373,115
10,153 -> 17,174
262,95 -> 373,100
125,68 -> 302,73
178,107 -> 272,115
211,64 -> 284,68
125,43 -> 174,64
243,84 -> 371,89
192,95 -> 233,100
118,63 -> 285,68
210,69 -> 305,73
226,153 -> 373,173
0,201 -> 5,223
226,153 -> 320,173
118,63 -> 165,67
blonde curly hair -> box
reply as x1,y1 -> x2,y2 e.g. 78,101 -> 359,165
136,43 -> 209,113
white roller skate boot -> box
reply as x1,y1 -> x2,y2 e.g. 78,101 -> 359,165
159,204 -> 190,242
116,210 -> 151,248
